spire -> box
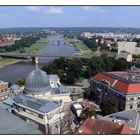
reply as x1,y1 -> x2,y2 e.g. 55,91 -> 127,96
35,57 -> 39,69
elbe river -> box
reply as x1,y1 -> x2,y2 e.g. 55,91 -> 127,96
0,35 -> 75,83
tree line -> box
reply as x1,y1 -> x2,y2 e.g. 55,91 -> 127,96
42,55 -> 131,85
0,32 -> 48,53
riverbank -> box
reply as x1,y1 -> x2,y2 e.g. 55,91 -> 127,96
24,37 -> 48,54
13,37 -> 48,54
65,37 -> 93,55
0,35 -> 75,83
0,58 -> 20,68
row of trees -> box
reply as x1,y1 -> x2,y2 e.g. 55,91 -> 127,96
42,57 -> 83,84
0,32 -> 49,53
80,38 -> 98,51
1,36 -> 40,52
42,55 -> 131,85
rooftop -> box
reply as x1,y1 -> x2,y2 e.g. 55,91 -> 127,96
14,93 -> 62,114
93,70 -> 140,94
52,86 -> 70,95
48,74 -> 60,80
0,80 -> 8,85
24,68 -> 51,95
74,118 -> 135,134
0,107 -> 42,134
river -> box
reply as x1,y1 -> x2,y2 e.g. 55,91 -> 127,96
0,35 -> 75,83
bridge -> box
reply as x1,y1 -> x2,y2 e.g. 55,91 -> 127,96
49,40 -> 68,46
0,53 -> 93,62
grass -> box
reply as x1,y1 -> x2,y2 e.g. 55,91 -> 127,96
0,58 -> 18,67
24,38 -> 48,54
65,37 -> 93,55
13,38 -> 48,54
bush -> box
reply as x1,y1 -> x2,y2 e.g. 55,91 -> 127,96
100,97 -> 119,116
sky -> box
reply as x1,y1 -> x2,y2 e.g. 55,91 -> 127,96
0,6 -> 140,28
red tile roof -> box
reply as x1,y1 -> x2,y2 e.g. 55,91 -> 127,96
93,72 -> 140,94
75,118 -> 135,134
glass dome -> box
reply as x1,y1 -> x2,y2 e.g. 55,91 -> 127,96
23,68 -> 51,95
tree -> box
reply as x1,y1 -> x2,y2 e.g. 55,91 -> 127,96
113,58 -> 131,71
101,55 -> 115,71
42,58 -> 82,85
80,107 -> 96,121
17,79 -> 25,86
100,97 -> 119,116
88,56 -> 106,76
83,88 -> 93,100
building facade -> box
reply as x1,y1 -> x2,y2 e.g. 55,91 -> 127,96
117,41 -> 140,55
116,51 -> 132,62
12,66 -> 72,134
90,71 -> 140,111
0,80 -> 9,100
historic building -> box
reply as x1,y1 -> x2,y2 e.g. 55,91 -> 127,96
0,80 -> 9,100
12,60 -> 72,134
90,70 -> 140,111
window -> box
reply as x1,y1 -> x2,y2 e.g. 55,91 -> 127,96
138,97 -> 140,100
130,98 -> 134,101
130,105 -> 133,109
137,104 -> 140,108
39,114 -> 43,119
23,108 -> 26,112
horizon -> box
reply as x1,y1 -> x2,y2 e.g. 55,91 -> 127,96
1,26 -> 140,29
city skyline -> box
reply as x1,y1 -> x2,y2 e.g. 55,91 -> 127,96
0,6 -> 140,28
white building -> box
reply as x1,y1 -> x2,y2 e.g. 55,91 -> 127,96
71,103 -> 83,118
116,52 -> 133,62
117,41 -> 140,55
133,34 -> 140,39
81,32 -> 94,39
48,75 -> 61,88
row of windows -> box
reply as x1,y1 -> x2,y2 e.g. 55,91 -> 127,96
127,97 -> 140,101
22,108 -> 44,119
129,104 -> 140,109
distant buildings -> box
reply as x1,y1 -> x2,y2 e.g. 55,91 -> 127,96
0,80 -> 9,101
133,34 -> 140,39
81,32 -> 94,39
90,70 -> 140,111
0,34 -> 20,47
74,118 -> 135,134
81,32 -> 133,40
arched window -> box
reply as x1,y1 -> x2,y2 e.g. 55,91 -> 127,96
137,104 -> 140,108
130,105 -> 133,109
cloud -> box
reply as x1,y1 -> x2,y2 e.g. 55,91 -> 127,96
47,7 -> 64,14
82,6 -> 106,13
27,6 -> 41,12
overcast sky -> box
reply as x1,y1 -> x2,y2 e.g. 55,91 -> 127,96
0,6 -> 140,28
